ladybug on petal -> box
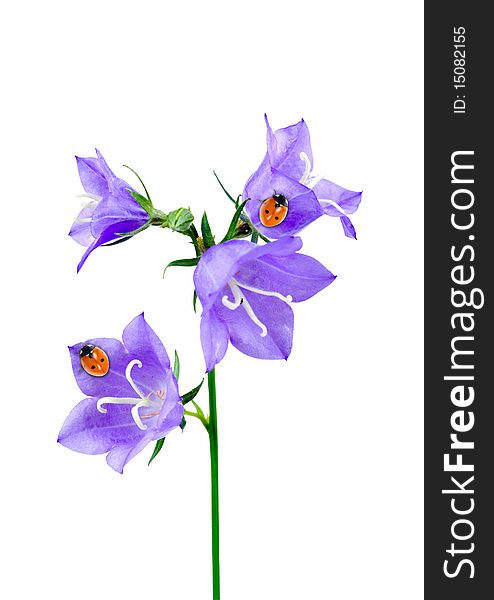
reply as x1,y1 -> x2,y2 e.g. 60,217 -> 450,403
259,193 -> 288,227
79,344 -> 110,377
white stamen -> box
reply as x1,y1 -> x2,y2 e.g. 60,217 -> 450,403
239,292 -> 267,337
221,278 -> 293,338
125,360 -> 144,396
305,172 -> 325,189
96,359 -> 161,431
222,281 -> 243,309
97,397 -> 145,414
131,400 -> 150,431
231,278 -> 293,304
74,217 -> 92,224
299,152 -> 311,185
77,193 -> 100,202
321,199 -> 349,217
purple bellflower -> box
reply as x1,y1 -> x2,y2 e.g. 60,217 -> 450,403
69,150 -> 149,272
194,236 -> 336,371
244,116 -> 362,240
58,314 -> 184,473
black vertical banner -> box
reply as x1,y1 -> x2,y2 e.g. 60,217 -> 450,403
425,3 -> 492,598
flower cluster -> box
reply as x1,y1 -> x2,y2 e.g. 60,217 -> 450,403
60,116 -> 361,470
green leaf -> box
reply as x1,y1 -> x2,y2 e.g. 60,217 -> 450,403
181,379 -> 204,405
163,256 -> 200,277
213,171 -> 237,205
180,416 -> 187,431
221,200 -> 248,243
123,165 -> 152,203
148,438 -> 165,465
128,190 -> 154,216
173,350 -> 180,380
193,290 -> 198,313
167,207 -> 194,233
201,212 -> 215,248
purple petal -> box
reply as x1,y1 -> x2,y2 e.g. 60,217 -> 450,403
245,170 -> 323,239
58,398 -> 146,455
194,237 -> 303,312
243,154 -> 272,204
200,309 -> 229,372
105,437 -> 151,473
69,338 -> 135,399
265,115 -> 313,181
76,156 -> 110,198
123,313 -> 170,369
156,373 -> 184,429
122,313 -> 171,393
76,218 -> 146,272
340,215 -> 357,239
215,290 -> 294,360
69,204 -> 97,247
236,253 -> 336,303
105,402 -> 184,473
89,191 -> 148,240
314,179 -> 362,215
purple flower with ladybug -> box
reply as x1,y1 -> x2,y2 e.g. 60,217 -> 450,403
58,314 -> 190,473
60,116 -> 361,598
244,115 -> 362,239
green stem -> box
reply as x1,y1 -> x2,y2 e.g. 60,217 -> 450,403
208,368 -> 220,599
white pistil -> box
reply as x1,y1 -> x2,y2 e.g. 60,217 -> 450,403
221,279 -> 292,338
322,199 -> 349,217
221,281 -> 243,310
125,360 -> 144,396
298,152 -> 347,216
231,278 -> 292,303
77,193 -> 100,202
97,359 -> 160,431
299,151 -> 311,185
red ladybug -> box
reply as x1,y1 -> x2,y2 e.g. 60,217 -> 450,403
259,194 -> 288,227
79,344 -> 110,377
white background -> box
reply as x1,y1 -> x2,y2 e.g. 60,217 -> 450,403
0,1 -> 423,598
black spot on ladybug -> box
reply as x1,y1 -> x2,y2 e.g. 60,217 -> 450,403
80,345 -> 110,377
259,194 -> 288,227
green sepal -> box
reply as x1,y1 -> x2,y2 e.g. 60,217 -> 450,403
167,207 -> 194,233
163,256 -> 200,277
201,212 -> 215,248
128,189 -> 154,216
251,231 -> 259,243
181,379 -> 204,405
213,171 -> 237,205
123,165 -> 152,203
148,438 -> 165,465
179,416 -> 187,431
193,290 -> 198,313
221,200 -> 248,243
173,350 -> 180,380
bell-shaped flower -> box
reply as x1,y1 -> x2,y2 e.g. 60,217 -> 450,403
194,236 -> 336,371
58,314 -> 184,473
69,149 -> 149,272
244,116 -> 362,240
